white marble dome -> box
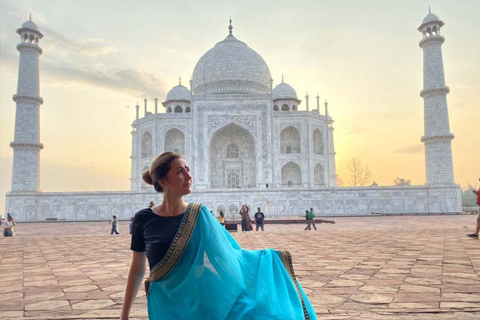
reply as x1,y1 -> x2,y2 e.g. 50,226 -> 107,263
191,34 -> 272,95
21,19 -> 40,32
272,82 -> 298,100
422,12 -> 440,24
166,84 -> 191,101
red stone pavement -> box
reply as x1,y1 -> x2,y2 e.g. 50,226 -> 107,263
1,214 -> 480,319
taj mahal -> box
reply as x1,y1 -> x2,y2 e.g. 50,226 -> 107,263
6,11 -> 462,221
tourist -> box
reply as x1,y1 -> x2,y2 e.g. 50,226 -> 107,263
110,215 -> 119,235
217,210 -> 225,227
239,205 -> 250,232
467,177 -> 480,239
304,210 -> 310,230
129,217 -> 134,235
305,208 -> 317,231
120,152 -> 317,320
254,207 -> 265,231
2,213 -> 16,237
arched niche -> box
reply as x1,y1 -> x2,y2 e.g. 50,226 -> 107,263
165,128 -> 185,155
141,131 -> 153,158
281,162 -> 302,187
313,129 -> 324,155
210,123 -> 256,189
314,163 -> 325,186
280,126 -> 301,154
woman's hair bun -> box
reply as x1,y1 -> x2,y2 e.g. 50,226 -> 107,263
142,169 -> 153,185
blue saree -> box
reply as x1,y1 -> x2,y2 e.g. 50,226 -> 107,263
145,203 -> 317,320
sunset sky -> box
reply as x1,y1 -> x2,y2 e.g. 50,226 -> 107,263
1,0 -> 479,211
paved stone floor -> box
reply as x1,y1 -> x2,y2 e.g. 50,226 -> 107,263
1,214 -> 480,320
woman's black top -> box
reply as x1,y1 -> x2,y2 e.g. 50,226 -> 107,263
130,208 -> 184,270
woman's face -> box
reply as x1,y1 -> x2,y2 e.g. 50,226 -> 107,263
162,158 -> 192,196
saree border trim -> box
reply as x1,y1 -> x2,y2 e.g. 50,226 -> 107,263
145,202 -> 202,295
280,250 -> 310,320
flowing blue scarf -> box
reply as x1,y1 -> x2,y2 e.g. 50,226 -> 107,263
145,203 -> 317,320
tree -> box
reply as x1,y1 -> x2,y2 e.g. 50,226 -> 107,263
348,157 -> 372,187
337,176 -> 344,187
394,177 -> 412,186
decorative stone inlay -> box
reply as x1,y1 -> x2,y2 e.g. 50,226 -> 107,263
164,124 -> 186,134
420,87 -> 449,97
195,80 -> 270,95
279,122 -> 301,132
12,93 -> 43,104
207,115 -> 257,135
419,35 -> 445,47
421,134 -> 454,143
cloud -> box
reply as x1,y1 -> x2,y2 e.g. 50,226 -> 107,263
43,63 -> 165,96
0,1 -> 165,96
394,144 -> 423,154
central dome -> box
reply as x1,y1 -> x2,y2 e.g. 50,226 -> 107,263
191,33 -> 272,95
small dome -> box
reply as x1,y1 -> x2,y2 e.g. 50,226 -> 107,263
166,84 -> 191,102
422,12 -> 440,25
272,82 -> 298,100
21,19 -> 40,32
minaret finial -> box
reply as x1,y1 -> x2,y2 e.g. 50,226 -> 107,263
228,15 -> 233,35
281,74 -> 284,83
429,6 -> 431,14
29,13 -> 32,20
179,76 -> 182,85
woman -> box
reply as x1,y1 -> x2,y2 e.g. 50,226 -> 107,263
239,205 -> 250,232
120,152 -> 317,320
217,210 -> 225,226
2,214 -> 16,237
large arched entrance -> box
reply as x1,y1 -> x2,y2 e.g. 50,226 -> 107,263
209,123 -> 256,188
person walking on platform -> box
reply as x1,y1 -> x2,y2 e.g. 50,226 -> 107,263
467,177 -> 480,239
305,208 -> 317,231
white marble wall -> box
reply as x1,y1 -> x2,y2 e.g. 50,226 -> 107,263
5,185 -> 462,221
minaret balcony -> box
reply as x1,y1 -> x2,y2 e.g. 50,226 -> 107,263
421,134 -> 454,143
13,94 -> 44,104
10,141 -> 44,150
419,35 -> 445,47
16,42 -> 43,54
420,87 -> 449,98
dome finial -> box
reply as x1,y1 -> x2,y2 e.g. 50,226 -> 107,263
29,13 -> 32,20
281,74 -> 284,83
228,15 -> 233,35
429,6 -> 431,14
179,76 -> 182,85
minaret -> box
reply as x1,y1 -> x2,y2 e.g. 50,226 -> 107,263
418,9 -> 455,185
305,92 -> 309,111
144,96 -> 148,116
10,17 -> 44,192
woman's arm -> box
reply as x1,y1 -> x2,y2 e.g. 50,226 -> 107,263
120,251 -> 146,320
